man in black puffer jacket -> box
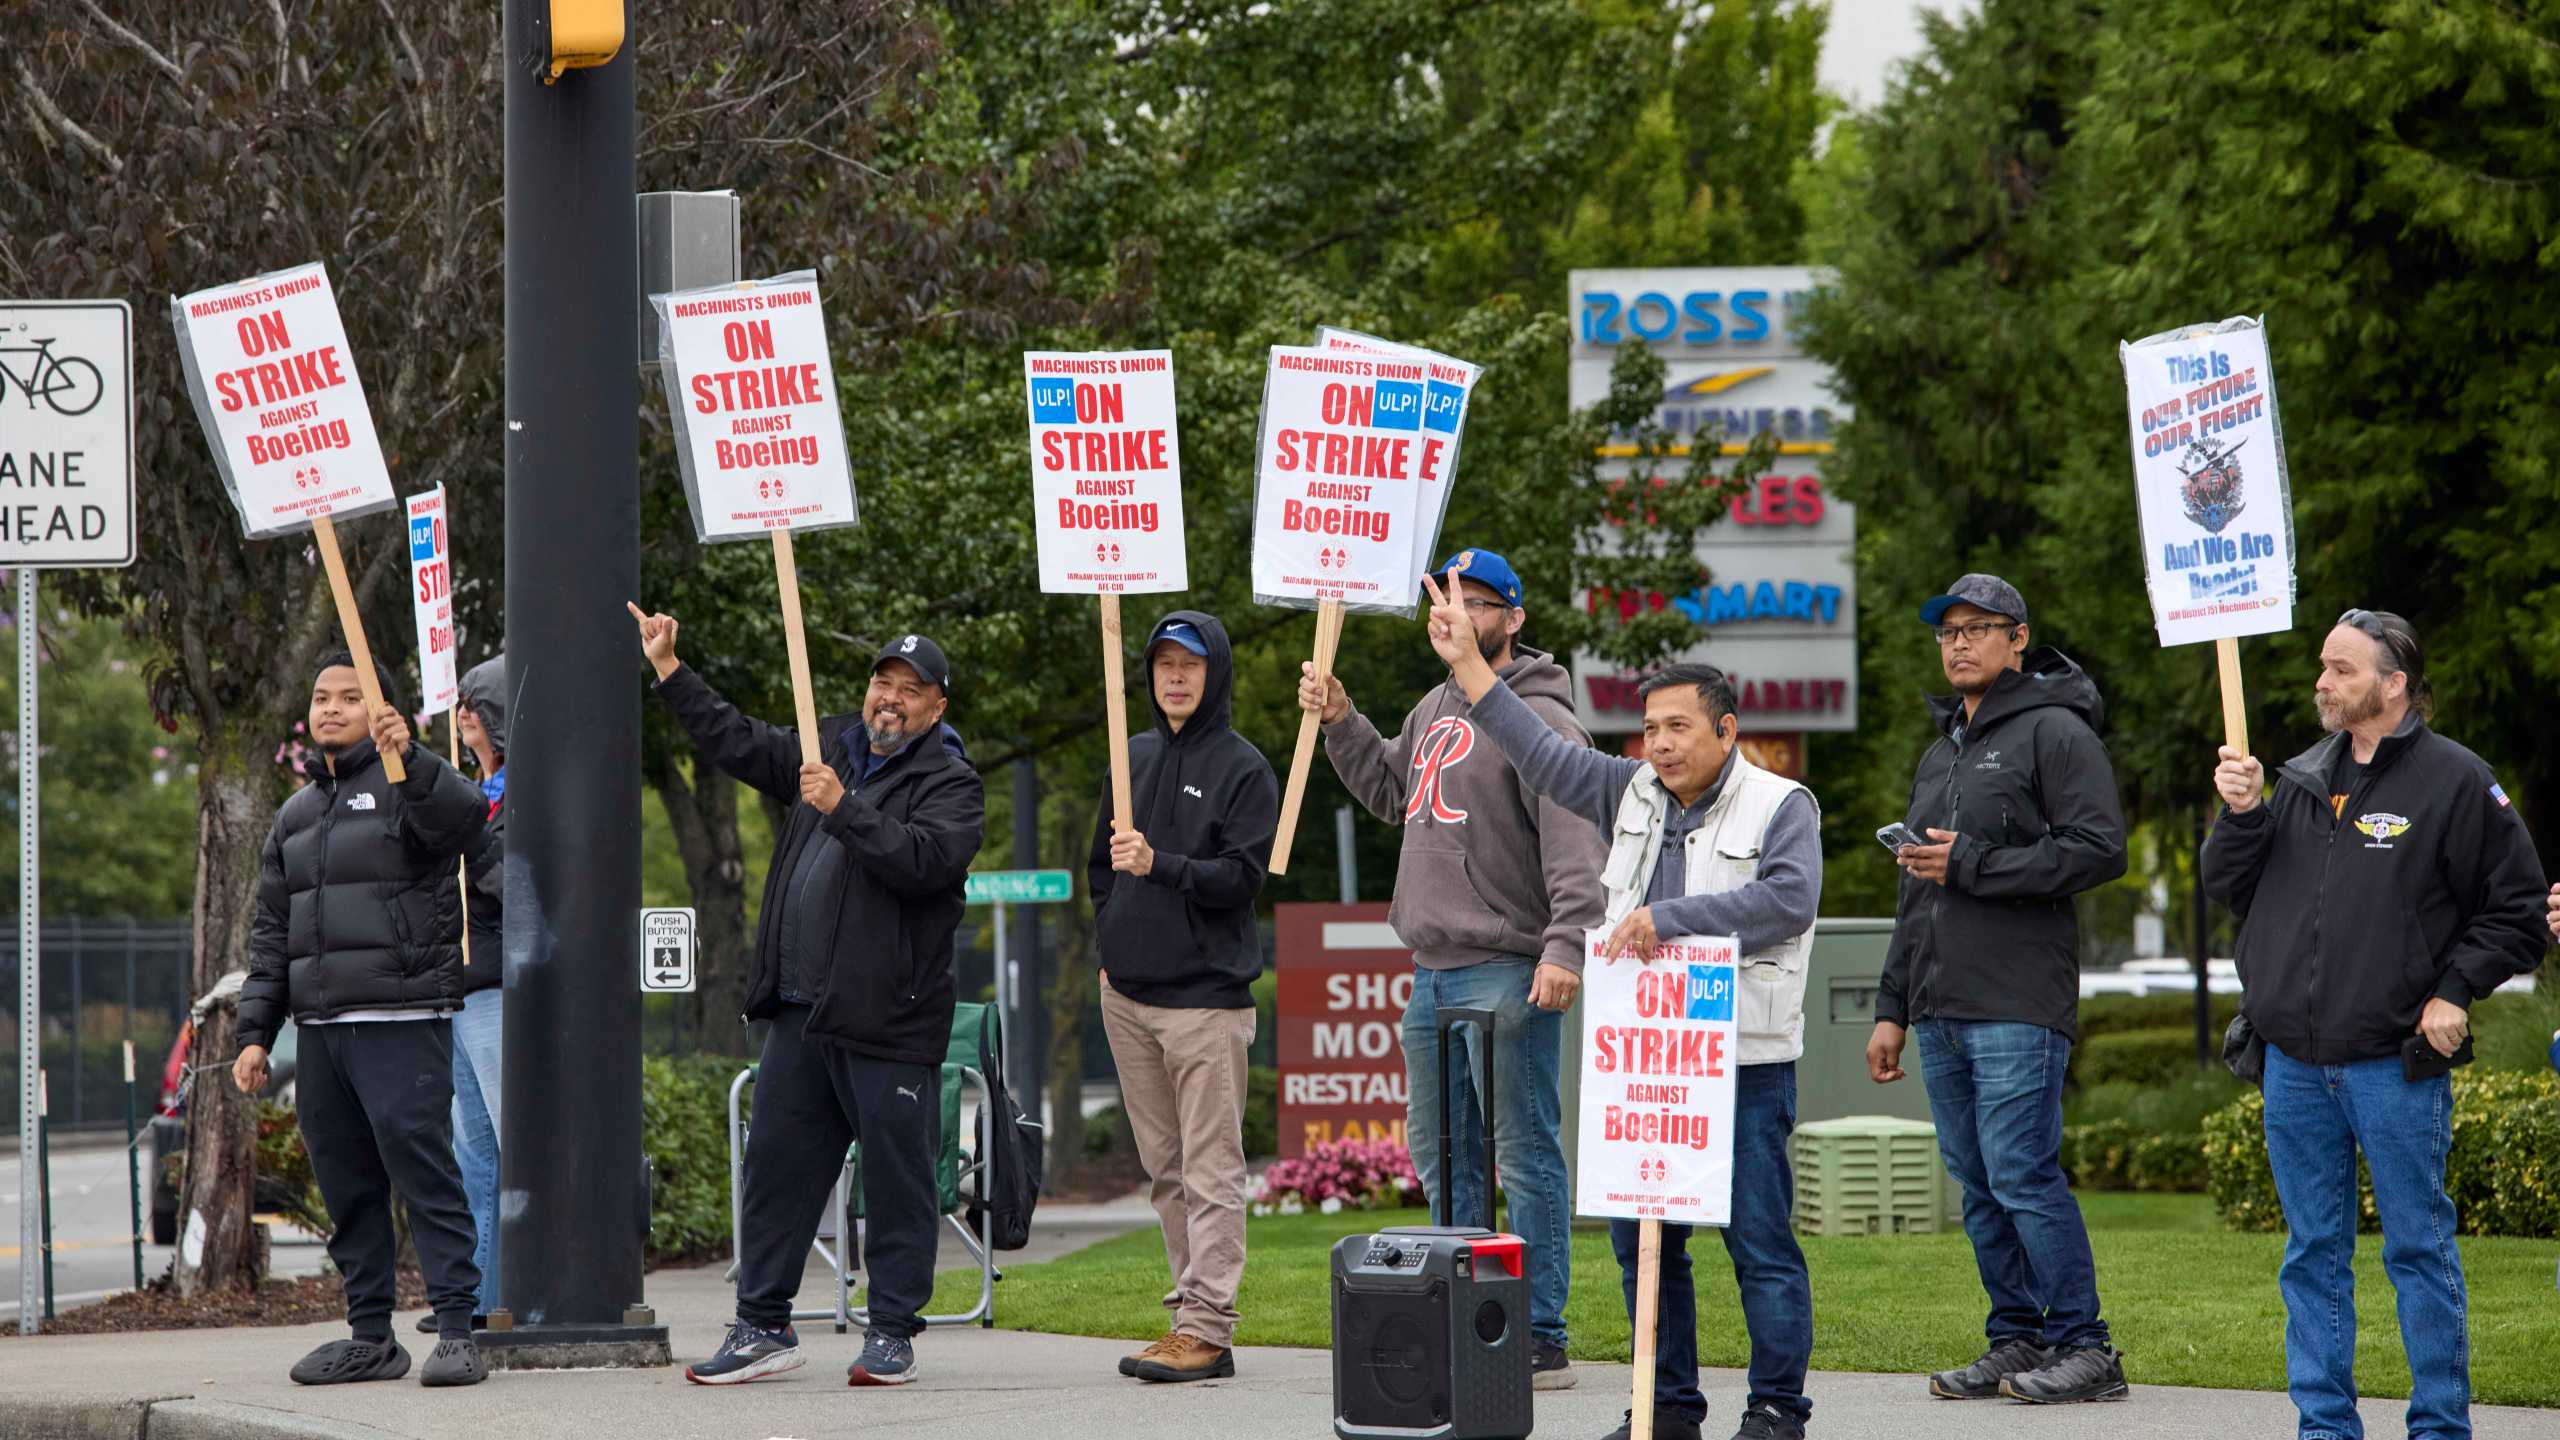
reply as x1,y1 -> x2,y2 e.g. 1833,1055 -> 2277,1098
1086,611 -> 1276,1384
234,651 -> 492,1389
631,602 -> 984,1390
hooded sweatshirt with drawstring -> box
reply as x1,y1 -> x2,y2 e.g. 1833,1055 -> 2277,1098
457,656 -> 508,994
1322,645 -> 1606,976
1086,612 -> 1280,1010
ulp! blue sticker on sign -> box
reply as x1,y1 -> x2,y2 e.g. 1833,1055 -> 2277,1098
1371,380 -> 1424,432
408,516 -> 437,561
1424,380 -> 1465,434
1028,377 -> 1077,425
1684,964 -> 1735,1022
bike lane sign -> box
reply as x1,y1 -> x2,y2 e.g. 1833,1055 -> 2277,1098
0,300 -> 135,568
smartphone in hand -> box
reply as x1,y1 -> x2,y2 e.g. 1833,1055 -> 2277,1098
1875,822 -> 1924,854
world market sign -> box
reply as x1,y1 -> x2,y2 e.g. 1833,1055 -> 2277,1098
1567,266 -> 1858,736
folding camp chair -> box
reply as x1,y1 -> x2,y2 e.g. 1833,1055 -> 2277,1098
726,1002 -> 1011,1332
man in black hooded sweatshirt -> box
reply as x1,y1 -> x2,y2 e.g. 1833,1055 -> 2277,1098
1087,611 -> 1278,1384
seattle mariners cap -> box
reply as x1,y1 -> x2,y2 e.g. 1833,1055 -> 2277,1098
1430,547 -> 1524,608
1919,573 -> 2028,628
872,633 -> 951,692
1151,621 -> 1209,659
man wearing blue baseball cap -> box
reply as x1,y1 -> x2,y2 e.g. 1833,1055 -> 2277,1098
1299,547 -> 1604,1392
1868,574 -> 2131,1405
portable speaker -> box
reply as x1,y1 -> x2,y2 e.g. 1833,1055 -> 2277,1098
1331,1006 -> 1534,1440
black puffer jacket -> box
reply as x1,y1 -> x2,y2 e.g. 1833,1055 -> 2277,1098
237,740 -> 492,1051
1879,647 -> 2129,1040
657,664 -> 985,1067
1086,611 -> 1279,1009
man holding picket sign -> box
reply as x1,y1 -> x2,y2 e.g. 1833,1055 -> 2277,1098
1404,569 -> 1823,1440
175,264 -> 492,1385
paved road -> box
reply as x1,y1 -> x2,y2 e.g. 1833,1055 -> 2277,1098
1,1136 -> 330,1322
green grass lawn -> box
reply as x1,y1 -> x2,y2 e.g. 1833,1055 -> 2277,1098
931,1192 -> 2560,1407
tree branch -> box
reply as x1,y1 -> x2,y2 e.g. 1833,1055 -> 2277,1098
13,58 -> 123,172
73,0 -> 192,92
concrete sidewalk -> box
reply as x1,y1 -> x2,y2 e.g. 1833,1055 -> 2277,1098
4,1193 -> 2554,1440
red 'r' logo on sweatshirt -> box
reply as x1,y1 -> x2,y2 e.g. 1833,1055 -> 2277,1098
1406,717 -> 1476,824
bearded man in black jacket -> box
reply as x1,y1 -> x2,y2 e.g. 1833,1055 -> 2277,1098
630,603 -> 984,1391
234,652 -> 492,1389
1086,612 -> 1278,1384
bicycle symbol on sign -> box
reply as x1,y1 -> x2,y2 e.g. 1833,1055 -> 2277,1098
0,326 -> 106,417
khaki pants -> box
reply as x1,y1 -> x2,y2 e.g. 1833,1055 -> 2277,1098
1100,976 -> 1256,1348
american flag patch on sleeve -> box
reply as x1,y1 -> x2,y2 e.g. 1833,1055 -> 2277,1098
2489,783 -> 2511,808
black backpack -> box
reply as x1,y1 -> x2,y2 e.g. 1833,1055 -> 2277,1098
965,1065 -> 1044,1250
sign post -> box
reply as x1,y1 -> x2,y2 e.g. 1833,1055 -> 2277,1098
965,870 -> 1074,1066
171,263 -> 407,780
1022,352 -> 1187,833
2120,317 -> 2294,759
2,296 -> 136,1332
649,271 -> 860,764
1252,344 -> 1467,872
1574,931 -> 1742,1440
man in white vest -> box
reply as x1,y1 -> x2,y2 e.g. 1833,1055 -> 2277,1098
1415,572 -> 1821,1440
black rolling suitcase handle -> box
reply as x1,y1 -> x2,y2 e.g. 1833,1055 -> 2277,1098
1433,1005 -> 1499,1232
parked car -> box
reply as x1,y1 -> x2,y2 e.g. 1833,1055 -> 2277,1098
146,1020 -> 296,1245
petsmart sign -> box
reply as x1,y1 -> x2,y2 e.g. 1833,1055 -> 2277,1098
1024,351 -> 1186,594
2120,317 -> 2295,647
1574,932 -> 1739,1226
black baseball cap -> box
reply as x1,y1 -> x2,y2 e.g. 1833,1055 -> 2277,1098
1919,574 -> 2028,628
872,633 -> 951,692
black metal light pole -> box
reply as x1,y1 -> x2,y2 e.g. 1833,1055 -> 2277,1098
1010,758 -> 1045,1117
486,0 -> 666,1367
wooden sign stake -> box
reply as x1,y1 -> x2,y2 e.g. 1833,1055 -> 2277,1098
452,722 -> 472,967
1100,594 -> 1135,833
1630,1217 -> 1662,1440
310,512 -> 406,783
771,528 -> 822,768
1268,598 -> 1345,875
2215,635 -> 2249,755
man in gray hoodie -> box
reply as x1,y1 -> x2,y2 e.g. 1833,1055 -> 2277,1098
446,654 -> 507,1326
1299,547 -> 1604,1391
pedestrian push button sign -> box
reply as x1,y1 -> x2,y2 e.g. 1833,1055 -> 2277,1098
641,907 -> 696,993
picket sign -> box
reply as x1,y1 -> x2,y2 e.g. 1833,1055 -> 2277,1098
650,272 -> 860,768
1023,351 -> 1186,832
407,483 -> 472,965
2120,317 -> 2294,758
172,262 -> 406,781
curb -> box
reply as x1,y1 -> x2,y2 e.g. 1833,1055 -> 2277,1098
0,1396 -> 410,1440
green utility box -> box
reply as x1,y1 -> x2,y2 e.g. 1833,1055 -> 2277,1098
1796,918 -> 1936,1129
1791,1115 -> 1963,1236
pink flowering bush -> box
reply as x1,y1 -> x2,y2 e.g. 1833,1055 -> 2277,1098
1253,1138 -> 1423,1215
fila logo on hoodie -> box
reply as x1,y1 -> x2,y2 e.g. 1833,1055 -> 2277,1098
1405,717 -> 1476,824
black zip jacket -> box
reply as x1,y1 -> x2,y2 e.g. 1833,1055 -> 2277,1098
1879,647 -> 2128,1040
1087,611 -> 1279,1009
237,740 -> 492,1052
657,663 -> 985,1067
2202,715 -> 2547,1065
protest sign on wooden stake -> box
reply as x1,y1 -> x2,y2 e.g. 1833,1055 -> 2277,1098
2121,317 -> 2293,755
407,484 -> 469,961
651,271 -> 858,766
1023,351 -> 1185,831
173,262 -> 407,779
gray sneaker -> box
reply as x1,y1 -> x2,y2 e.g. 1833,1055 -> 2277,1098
1532,1338 -> 1576,1390
420,1336 -> 489,1388
2001,1344 -> 2129,1403
847,1329 -> 918,1387
1929,1336 -> 2050,1399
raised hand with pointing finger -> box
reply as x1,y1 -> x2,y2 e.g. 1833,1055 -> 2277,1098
627,600 -> 681,681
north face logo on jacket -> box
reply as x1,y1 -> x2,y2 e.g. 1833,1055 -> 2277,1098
346,793 -> 378,811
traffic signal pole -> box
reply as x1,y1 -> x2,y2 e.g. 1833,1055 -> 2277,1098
482,0 -> 666,1369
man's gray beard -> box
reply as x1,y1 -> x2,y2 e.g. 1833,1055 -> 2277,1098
2316,687 -> 2382,733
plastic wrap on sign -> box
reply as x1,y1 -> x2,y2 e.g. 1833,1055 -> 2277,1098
1250,345 -> 1455,617
649,269 -> 858,544
1023,350 -> 1187,595
1315,326 -> 1481,592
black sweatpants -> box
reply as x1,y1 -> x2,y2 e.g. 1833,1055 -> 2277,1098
296,1019 -> 482,1341
736,1007 -> 941,1339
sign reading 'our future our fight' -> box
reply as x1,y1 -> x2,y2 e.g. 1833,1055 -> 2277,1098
171,262 -> 396,539
1023,350 -> 1186,594
1250,346 -> 1456,616
651,270 -> 857,542
2120,317 -> 2296,647
1574,933 -> 1740,1227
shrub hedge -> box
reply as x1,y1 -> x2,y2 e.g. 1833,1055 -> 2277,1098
2076,1026 -> 2207,1089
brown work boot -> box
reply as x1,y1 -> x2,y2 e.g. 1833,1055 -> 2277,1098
1131,1332 -> 1235,1383
1119,1333 -> 1179,1378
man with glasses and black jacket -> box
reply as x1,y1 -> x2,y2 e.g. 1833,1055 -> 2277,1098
2204,608 -> 2545,1440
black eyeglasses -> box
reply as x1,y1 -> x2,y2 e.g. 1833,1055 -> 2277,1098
1457,598 -> 1512,614
1933,621 -> 2017,645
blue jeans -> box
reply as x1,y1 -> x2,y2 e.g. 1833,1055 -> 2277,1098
1401,959 -> 1571,1346
1914,1018 -> 2108,1350
1608,1062 -> 1812,1425
2262,1043 -> 2470,1440
450,988 -> 504,1314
